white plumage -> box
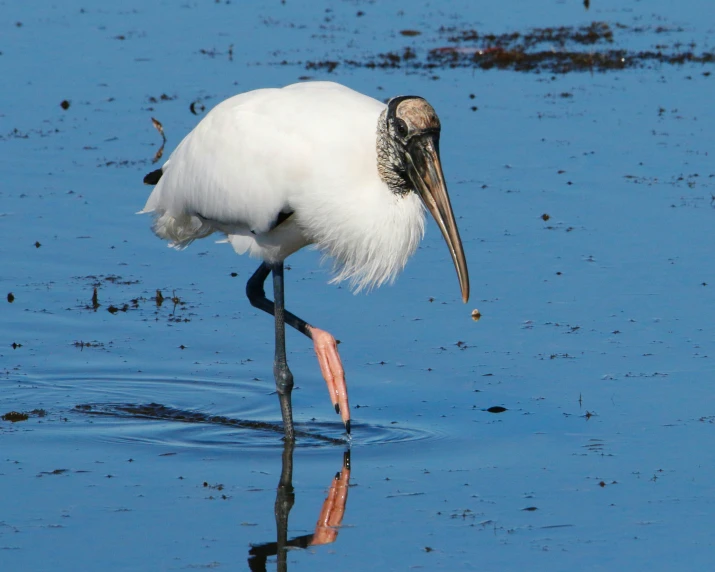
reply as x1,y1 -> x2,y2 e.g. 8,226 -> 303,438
141,81 -> 425,292
140,81 -> 469,439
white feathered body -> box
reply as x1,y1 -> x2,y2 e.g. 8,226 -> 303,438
141,82 -> 425,292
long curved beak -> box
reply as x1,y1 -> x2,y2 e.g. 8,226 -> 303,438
405,134 -> 470,303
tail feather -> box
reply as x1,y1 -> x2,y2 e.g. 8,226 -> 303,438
150,212 -> 216,250
143,168 -> 163,185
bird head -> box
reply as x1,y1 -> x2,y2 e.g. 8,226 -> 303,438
378,95 -> 470,303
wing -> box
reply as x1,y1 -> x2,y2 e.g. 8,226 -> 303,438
140,82 -> 384,251
140,82 -> 425,290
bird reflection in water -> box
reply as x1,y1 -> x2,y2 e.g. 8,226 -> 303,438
248,443 -> 351,571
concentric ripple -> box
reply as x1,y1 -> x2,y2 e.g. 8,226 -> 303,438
74,402 -> 442,450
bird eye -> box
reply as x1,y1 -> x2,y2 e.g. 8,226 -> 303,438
395,119 -> 409,138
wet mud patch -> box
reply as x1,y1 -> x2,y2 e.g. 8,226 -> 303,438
304,21 -> 715,74
74,402 -> 440,449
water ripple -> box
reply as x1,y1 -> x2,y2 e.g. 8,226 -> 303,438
74,402 -> 442,450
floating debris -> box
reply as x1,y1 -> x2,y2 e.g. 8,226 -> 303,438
37,468 -> 68,476
2,411 -> 29,422
189,100 -> 206,116
150,117 -> 166,164
72,340 -> 104,349
203,482 -> 225,490
304,21 -> 715,75
486,406 -> 507,413
306,60 -> 339,73
148,94 -> 176,104
7,292 -> 14,303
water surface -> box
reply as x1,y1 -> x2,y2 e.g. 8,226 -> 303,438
2,0 -> 714,570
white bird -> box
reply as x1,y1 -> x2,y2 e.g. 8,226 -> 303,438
140,81 -> 469,441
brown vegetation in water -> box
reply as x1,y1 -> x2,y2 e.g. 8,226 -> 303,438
306,22 -> 715,74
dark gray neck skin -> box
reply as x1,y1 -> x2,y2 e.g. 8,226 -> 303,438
376,109 -> 411,196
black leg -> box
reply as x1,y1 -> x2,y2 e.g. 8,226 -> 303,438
246,262 -> 312,339
246,262 -> 312,440
246,262 -> 308,440
245,261 -> 349,436
272,262 -> 295,440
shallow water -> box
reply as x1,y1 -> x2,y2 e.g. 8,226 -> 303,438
2,0 -> 715,570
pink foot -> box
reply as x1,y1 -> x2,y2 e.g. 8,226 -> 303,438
308,326 -> 350,431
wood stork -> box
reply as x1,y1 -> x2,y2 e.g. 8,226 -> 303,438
140,81 -> 469,441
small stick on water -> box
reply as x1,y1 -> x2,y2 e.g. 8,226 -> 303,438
151,117 -> 166,142
151,117 -> 166,164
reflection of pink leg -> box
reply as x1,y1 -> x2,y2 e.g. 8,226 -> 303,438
309,326 -> 351,432
310,455 -> 351,546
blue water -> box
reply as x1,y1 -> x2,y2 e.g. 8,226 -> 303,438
2,0 -> 715,570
